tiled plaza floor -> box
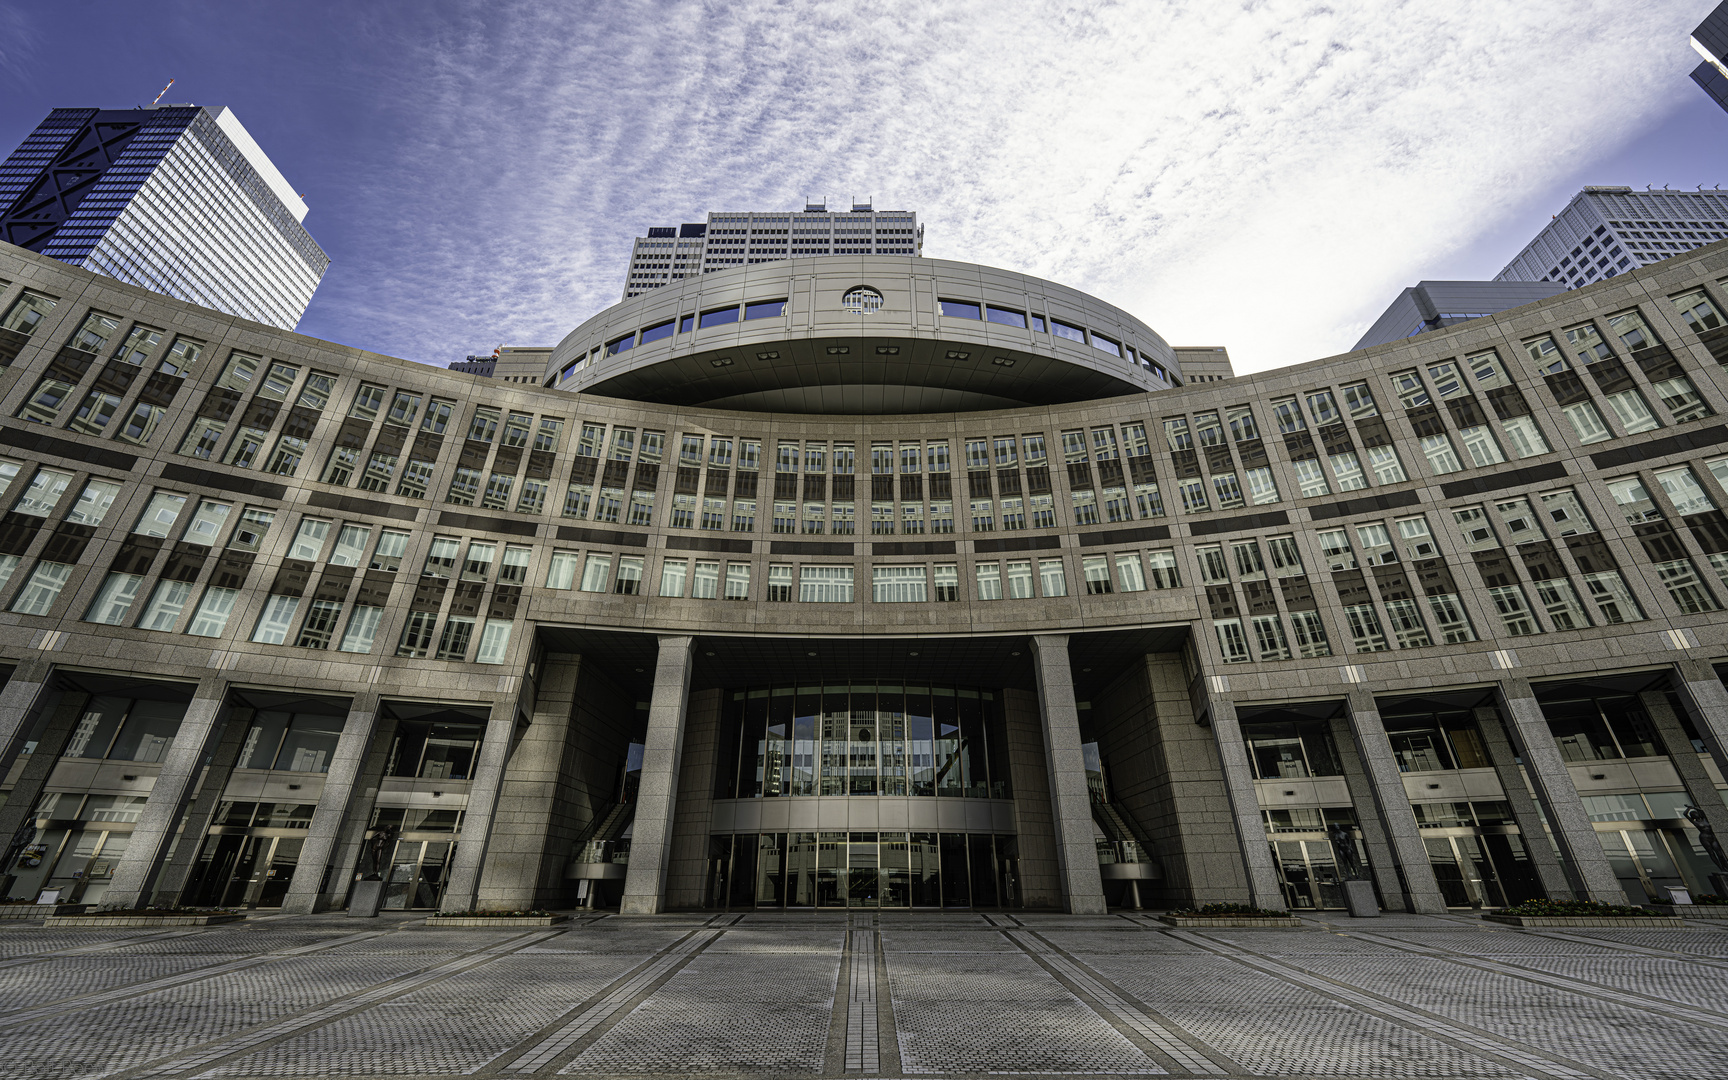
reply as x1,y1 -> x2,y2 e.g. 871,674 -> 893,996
0,909 -> 1725,1079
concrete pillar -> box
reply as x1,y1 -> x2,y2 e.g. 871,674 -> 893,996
1028,635 -> 1107,915
1493,679 -> 1628,903
621,635 -> 695,915
0,690 -> 87,866
102,677 -> 230,910
280,693 -> 379,914
441,701 -> 521,914
1340,691 -> 1448,913
1191,682 -> 1286,911
1640,690 -> 1728,838
150,710 -> 253,907
1472,705 -> 1572,899
1326,712 -> 1406,911
318,714 -> 398,911
1670,658 -> 1728,783
0,658 -> 56,779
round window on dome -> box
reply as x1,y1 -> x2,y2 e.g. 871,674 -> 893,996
842,286 -> 884,315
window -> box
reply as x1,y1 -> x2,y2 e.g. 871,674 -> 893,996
579,554 -> 613,592
288,519 -> 330,562
13,467 -> 72,518
116,402 -> 166,445
65,479 -> 119,526
660,558 -> 690,597
1605,476 -> 1660,524
475,620 -> 513,664
744,299 -> 786,320
699,306 -> 738,329
1005,560 -> 1035,599
322,446 -> 359,485
179,500 -> 231,548
16,375 -> 76,425
1083,556 -> 1112,595
934,564 -> 959,601
939,299 -> 981,319
799,565 -> 853,602
985,305 -> 1025,328
1486,585 -> 1542,636
1039,558 -> 1067,597
296,600 -> 343,649
691,560 -> 720,599
975,561 -> 1002,600
422,536 -> 460,578
1420,434 -> 1463,474
84,573 -> 142,625
265,435 -> 307,476
0,290 -> 56,336
468,407 -> 500,443
724,562 -> 750,599
137,580 -> 192,632
436,617 -> 475,660
250,595 -> 301,644
1051,319 -> 1085,343
350,385 -> 386,420
547,550 -> 580,589
462,541 -> 496,582
844,287 -> 885,314
398,459 -> 434,500
339,606 -> 383,653
187,587 -> 238,637
499,545 -> 530,584
1654,558 -> 1720,614
1655,466 -> 1715,516
613,555 -> 643,595
873,566 -> 927,603
421,398 -> 454,434
370,530 -> 408,572
396,610 -> 437,658
256,363 -> 300,402
1672,288 -> 1724,331
1561,400 -> 1612,444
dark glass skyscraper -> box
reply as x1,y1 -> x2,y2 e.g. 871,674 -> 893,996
1692,0 -> 1728,114
0,105 -> 328,330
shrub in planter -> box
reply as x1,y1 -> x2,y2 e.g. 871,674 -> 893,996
1166,902 -> 1291,918
1497,898 -> 1668,918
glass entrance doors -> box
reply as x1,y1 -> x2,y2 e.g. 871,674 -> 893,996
184,835 -> 303,908
381,840 -> 452,909
705,831 -> 1020,909
1598,826 -> 1712,901
1273,839 -> 1344,910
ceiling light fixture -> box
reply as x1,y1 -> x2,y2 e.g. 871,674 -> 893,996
875,346 -> 900,355
710,357 -> 733,367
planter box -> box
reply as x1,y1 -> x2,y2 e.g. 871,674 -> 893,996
0,904 -> 87,920
1158,915 -> 1301,929
1482,913 -> 1682,928
426,914 -> 568,927
1657,905 -> 1728,919
44,913 -> 243,928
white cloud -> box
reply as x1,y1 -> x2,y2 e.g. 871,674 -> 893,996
306,0 -> 1705,374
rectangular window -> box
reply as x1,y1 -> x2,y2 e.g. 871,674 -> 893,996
1655,465 -> 1715,515
397,459 -> 434,500
475,620 -> 513,664
660,557 -> 694,597
396,610 -> 437,658
322,445 -> 358,486
371,530 -> 408,572
1484,584 -> 1542,635
1654,558 -> 1720,614
1245,467 -> 1280,505
137,579 -> 192,632
724,562 -> 750,599
1083,555 -> 1112,595
1005,560 -> 1035,599
1293,459 -> 1329,498
1211,472 -> 1245,509
933,564 -> 959,600
250,595 -> 302,644
288,519 -> 330,562
1532,577 -> 1591,631
615,555 -> 644,595
186,586 -> 238,638
468,407 -> 500,443
0,290 -> 56,336
1114,553 -> 1145,592
115,402 -> 166,445
13,468 -> 72,518
349,383 -> 385,420
1498,415 -> 1550,458
546,550 -> 580,589
1420,434 -> 1463,474
765,563 -> 792,601
436,616 -> 475,661
691,560 -> 720,599
1603,387 -> 1660,434
798,565 -> 853,602
1039,558 -> 1067,597
296,600 -> 343,649
1177,478 -> 1209,514
338,606 -> 383,653
579,553 -> 613,592
359,452 -> 399,493
1215,619 -> 1251,663
84,573 -> 143,625
1562,400 -> 1612,444
1252,614 -> 1292,660
265,435 -> 307,476
975,561 -> 1002,600
480,472 -> 514,510
563,484 -> 592,519
1342,603 -> 1390,652
986,305 -> 1026,328
1456,426 -> 1506,468
1290,610 -> 1331,657
1145,550 -> 1180,588
65,479 -> 120,527
1329,451 -> 1368,491
732,498 -> 756,532
1132,483 -> 1163,519
1050,319 -> 1085,343
462,541 -> 496,582
1383,598 -> 1432,648
422,536 -> 460,578
15,375 -> 76,425
744,299 -> 787,320
939,299 -> 982,319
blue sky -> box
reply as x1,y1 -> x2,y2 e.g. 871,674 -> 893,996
3,0 -> 1726,374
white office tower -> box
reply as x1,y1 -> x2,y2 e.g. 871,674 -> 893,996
623,199 -> 922,299
1496,186 -> 1728,290
0,105 -> 328,330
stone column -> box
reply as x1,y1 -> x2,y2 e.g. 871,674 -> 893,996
440,700 -> 522,914
1341,691 -> 1448,913
1028,635 -> 1107,914
1670,659 -> 1728,781
1639,690 -> 1728,838
318,714 -> 398,911
1493,679 -> 1627,903
0,658 -> 56,779
1472,705 -> 1572,899
280,693 -> 379,914
1326,712 -> 1406,911
621,636 -> 695,915
1192,682 -> 1287,911
102,677 -> 231,910
150,711 -> 253,907
0,690 -> 88,871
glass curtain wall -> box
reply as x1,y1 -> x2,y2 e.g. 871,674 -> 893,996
704,831 -> 1021,909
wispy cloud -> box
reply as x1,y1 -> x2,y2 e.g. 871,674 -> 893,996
0,1 -> 43,86
299,0 -> 1707,373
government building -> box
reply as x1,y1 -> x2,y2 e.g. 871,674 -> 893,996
0,237 -> 1726,919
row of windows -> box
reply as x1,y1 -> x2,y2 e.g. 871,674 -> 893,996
935,299 -> 1170,382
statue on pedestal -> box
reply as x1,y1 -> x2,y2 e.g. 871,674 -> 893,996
1329,822 -> 1366,881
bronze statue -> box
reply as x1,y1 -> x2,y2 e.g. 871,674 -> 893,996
362,823 -> 399,880
1,818 -> 37,879
1684,806 -> 1727,871
1329,822 -> 1366,881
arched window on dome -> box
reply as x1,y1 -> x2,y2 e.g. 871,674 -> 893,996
842,286 -> 884,315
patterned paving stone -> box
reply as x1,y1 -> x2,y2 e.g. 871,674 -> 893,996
886,948 -> 1159,1074
1156,1003 -> 1517,1077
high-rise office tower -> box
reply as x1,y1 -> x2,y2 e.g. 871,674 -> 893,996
0,105 -> 328,330
623,199 -> 921,299
1353,281 -> 1566,350
1693,0 -> 1728,113
1494,186 -> 1728,289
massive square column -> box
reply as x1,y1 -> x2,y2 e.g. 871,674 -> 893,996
621,636 -> 696,915
1029,635 -> 1107,914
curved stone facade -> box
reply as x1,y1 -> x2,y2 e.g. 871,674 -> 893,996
0,241 -> 1726,917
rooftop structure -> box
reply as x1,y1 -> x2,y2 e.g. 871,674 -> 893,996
623,200 -> 921,299
0,105 -> 328,330
1354,281 -> 1568,351
1495,186 -> 1728,289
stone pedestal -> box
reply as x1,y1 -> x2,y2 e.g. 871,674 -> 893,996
1343,879 -> 1380,918
348,879 -> 384,917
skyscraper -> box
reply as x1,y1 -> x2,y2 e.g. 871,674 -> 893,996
1494,186 -> 1728,289
1692,0 -> 1728,114
1353,280 -> 1566,350
0,105 -> 328,330
623,199 -> 921,298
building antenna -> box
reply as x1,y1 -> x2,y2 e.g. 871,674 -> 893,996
151,78 -> 175,106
